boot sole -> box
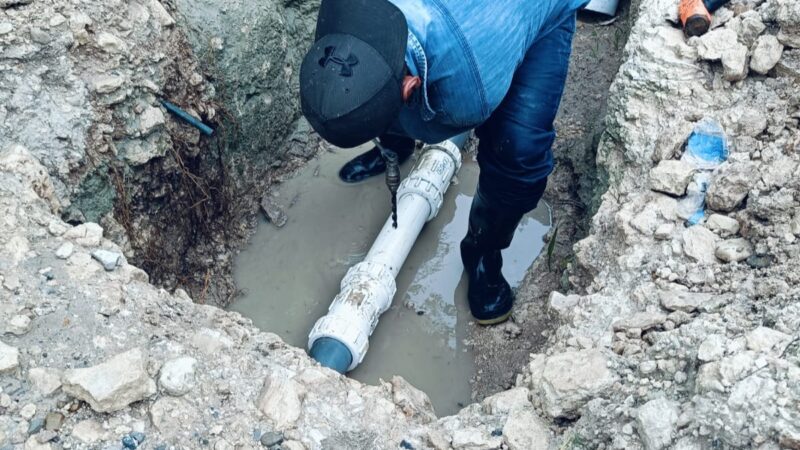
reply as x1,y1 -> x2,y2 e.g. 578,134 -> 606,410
475,310 -> 512,326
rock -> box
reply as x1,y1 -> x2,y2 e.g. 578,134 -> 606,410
391,376 -> 436,423
191,328 -> 234,355
90,75 -> 126,94
483,387 -> 530,415
650,160 -> 695,196
55,242 -> 74,259
64,223 -> 103,247
548,292 -> 580,316
706,162 -> 757,212
44,413 -> 64,431
635,397 -> 680,450
20,403 -> 37,420
256,372 -> 305,429
23,436 -> 51,450
281,441 -> 306,450
698,334 -> 726,362
62,348 -> 157,413
0,22 -> 13,35
612,312 -> 666,331
746,327 -> 792,354
659,289 -> 711,313
158,356 -> 197,396
146,0 -> 175,27
260,195 -> 288,228
529,349 -> 617,418
0,340 -> 20,373
776,49 -> 800,81
28,368 -> 62,396
6,314 -> 32,335
139,106 -> 165,136
91,249 -> 122,271
695,28 -> 748,81
750,35 -> 784,74
0,0 -> 33,8
715,238 -> 752,263
654,223 -> 674,240
28,417 -> 45,435
729,11 -> 766,46
503,409 -> 549,450
259,431 -> 284,447
705,214 -> 739,236
96,32 -> 127,53
149,396 -> 195,433
681,226 -> 718,264
119,138 -> 166,166
451,428 -> 500,450
793,212 -> 800,236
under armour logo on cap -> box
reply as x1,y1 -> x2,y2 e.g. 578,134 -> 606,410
319,46 -> 359,77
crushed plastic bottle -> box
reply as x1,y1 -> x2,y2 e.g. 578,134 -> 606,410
676,118 -> 728,226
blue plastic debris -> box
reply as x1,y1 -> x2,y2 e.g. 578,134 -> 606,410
677,118 -> 729,226
160,100 -> 214,136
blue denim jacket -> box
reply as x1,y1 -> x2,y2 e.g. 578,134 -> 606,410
387,0 -> 588,143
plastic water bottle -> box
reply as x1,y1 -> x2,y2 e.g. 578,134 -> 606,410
676,118 -> 728,226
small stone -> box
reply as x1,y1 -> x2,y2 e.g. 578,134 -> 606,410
281,441 -> 305,450
55,242 -> 74,259
62,348 -> 157,413
259,431 -> 283,447
636,397 -> 680,450
654,223 -> 674,240
91,249 -> 121,271
650,160 -> 696,196
139,107 -> 165,136
122,435 -> 137,449
659,289 -> 712,313
706,162 -> 758,212
746,254 -> 774,269
27,418 -> 45,435
715,238 -> 753,263
0,340 -> 20,373
391,376 -> 436,423
44,413 -> 64,431
746,327 -> 792,354
36,430 -> 57,444
640,361 -> 658,374
698,334 -> 726,362
695,28 -> 748,81
613,312 -> 666,332
6,314 -> 32,335
90,75 -> 126,94
25,435 -> 52,450
96,32 -> 127,53
750,35 -> 784,75
260,195 -> 288,228
256,373 -> 305,429
191,328 -> 233,355
483,387 -> 530,414
0,22 -> 13,35
503,408 -> 550,450
146,0 -> 175,26
682,226 -> 718,264
20,403 -> 37,420
71,419 -> 106,444
705,214 -> 739,236
159,356 -> 197,396
64,223 -> 103,247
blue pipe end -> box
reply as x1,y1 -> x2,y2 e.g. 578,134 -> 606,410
309,337 -> 353,374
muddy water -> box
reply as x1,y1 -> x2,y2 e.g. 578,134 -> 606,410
231,145 -> 550,415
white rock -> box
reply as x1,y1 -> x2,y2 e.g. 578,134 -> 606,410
613,312 -> 667,331
139,106 -> 165,135
750,35 -> 784,74
529,349 -> 617,418
159,356 -> 198,396
24,436 -> 51,450
146,0 -> 176,26
548,291 -> 580,316
96,32 -> 127,53
659,289 -> 712,313
28,367 -> 63,396
191,328 -> 234,355
728,11 -> 766,46
746,327 -> 792,354
706,162 -> 758,212
0,22 -> 13,35
503,408 -> 550,450
654,223 -> 675,240
715,238 -> 753,263
706,214 -> 740,236
91,249 -> 121,271
695,28 -> 749,81
281,441 -> 305,450
55,242 -> 74,259
391,376 -> 436,422
650,160 -> 696,196
64,223 -> 103,247
0,340 -> 20,373
90,75 -> 126,94
6,314 -> 32,335
698,334 -> 727,362
71,419 -> 107,444
483,387 -> 530,414
451,428 -> 499,450
682,226 -> 719,264
792,212 -> 800,236
636,397 -> 680,450
62,348 -> 157,413
256,372 -> 305,429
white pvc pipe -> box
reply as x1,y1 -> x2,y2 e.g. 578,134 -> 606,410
308,138 -> 463,372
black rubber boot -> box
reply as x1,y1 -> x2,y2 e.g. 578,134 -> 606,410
460,189 -> 526,325
338,134 -> 415,183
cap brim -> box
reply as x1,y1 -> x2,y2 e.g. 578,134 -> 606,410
315,0 -> 408,81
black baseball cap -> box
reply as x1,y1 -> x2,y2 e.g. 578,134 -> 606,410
300,0 -> 408,148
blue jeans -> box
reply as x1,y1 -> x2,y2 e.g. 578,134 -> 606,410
475,13 -> 576,213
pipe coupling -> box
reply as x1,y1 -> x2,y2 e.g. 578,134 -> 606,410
398,140 -> 462,221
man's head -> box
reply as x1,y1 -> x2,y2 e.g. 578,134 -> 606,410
300,0 -> 409,148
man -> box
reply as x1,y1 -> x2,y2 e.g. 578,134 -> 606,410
300,0 -> 587,325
